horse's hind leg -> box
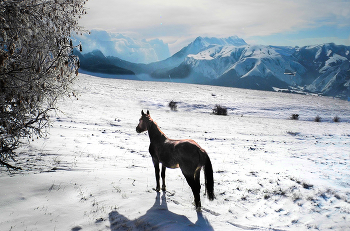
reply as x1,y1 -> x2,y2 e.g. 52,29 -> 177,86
161,165 -> 166,191
183,170 -> 201,209
193,168 -> 201,209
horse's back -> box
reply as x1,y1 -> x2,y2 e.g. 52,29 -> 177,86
173,139 -> 206,154
170,139 -> 207,167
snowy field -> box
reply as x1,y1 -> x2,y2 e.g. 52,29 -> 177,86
1,73 -> 350,231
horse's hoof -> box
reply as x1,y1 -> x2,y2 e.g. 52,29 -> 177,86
194,201 -> 201,210
162,186 -> 166,191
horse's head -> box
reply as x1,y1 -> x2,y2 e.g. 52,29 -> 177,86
136,110 -> 151,133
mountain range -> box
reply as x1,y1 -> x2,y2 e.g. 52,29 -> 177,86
75,36 -> 350,100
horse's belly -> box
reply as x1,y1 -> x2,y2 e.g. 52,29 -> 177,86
160,158 -> 179,169
168,163 -> 179,169
155,145 -> 180,169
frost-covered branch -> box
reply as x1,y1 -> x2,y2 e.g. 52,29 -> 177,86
0,0 -> 87,170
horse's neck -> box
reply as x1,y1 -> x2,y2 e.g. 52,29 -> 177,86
148,120 -> 167,143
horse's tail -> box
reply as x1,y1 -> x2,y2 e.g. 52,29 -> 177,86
204,153 -> 215,201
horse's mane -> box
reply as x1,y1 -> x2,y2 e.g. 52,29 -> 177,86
148,117 -> 168,139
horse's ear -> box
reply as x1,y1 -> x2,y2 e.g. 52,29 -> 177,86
141,110 -> 145,116
147,110 -> 150,115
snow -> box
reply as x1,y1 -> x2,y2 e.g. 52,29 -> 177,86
229,45 -> 288,80
186,46 -> 245,79
180,36 -> 247,65
327,50 -> 333,57
184,44 -> 303,86
270,46 -> 296,57
188,46 -> 244,61
320,54 -> 348,73
1,73 -> 350,230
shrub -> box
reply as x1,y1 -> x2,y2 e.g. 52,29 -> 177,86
302,182 -> 313,189
314,115 -> 321,122
168,100 -> 177,111
213,105 -> 227,116
333,116 -> 340,122
290,114 -> 299,120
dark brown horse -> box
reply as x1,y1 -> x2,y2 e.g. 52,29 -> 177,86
136,110 -> 214,209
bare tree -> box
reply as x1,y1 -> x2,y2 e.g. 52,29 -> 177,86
0,0 -> 86,170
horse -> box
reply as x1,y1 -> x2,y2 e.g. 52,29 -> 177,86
136,110 -> 214,209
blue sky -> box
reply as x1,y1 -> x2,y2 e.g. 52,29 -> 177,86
79,0 -> 350,54
251,25 -> 350,47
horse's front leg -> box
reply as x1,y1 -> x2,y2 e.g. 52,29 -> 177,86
161,164 -> 166,191
152,158 -> 161,192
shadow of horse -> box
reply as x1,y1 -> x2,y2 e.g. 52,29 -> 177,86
109,192 -> 214,230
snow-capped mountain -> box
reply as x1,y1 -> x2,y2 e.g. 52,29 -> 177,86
300,44 -> 350,98
170,36 -> 247,62
183,36 -> 247,55
75,34 -> 350,99
163,42 -> 350,97
181,44 -> 304,90
72,30 -> 171,64
185,45 -> 302,84
145,36 -> 248,78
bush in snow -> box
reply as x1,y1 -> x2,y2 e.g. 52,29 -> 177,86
314,115 -> 321,122
333,116 -> 340,122
168,100 -> 177,111
290,114 -> 299,120
0,0 -> 86,170
213,105 -> 227,116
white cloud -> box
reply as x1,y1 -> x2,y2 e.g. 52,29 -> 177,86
79,0 -> 350,54
73,30 -> 171,63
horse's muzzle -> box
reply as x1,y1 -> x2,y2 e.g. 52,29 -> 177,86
136,127 -> 141,133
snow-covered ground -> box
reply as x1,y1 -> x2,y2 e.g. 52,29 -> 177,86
1,73 -> 350,230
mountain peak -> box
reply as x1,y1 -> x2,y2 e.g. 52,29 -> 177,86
84,49 -> 106,59
169,35 -> 248,67
193,36 -> 247,47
